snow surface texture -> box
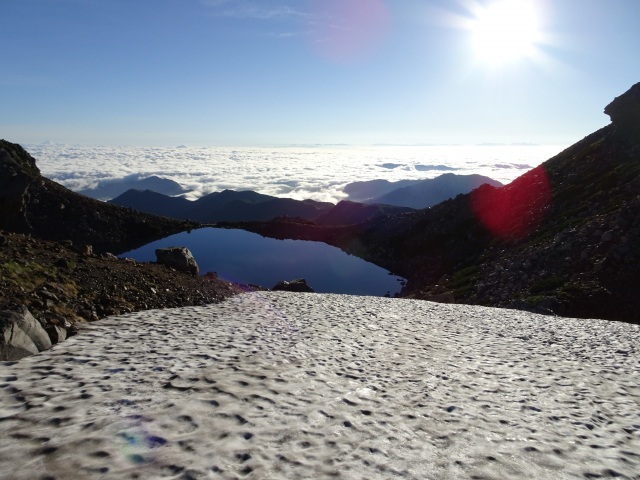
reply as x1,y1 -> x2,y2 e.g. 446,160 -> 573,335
1,292 -> 639,480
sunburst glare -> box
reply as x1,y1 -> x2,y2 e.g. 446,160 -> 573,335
470,0 -> 541,65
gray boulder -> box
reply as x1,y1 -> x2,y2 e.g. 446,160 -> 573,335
46,325 -> 68,344
155,247 -> 199,275
1,307 -> 53,361
272,278 -> 315,293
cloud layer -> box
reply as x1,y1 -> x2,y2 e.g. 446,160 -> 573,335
28,144 -> 564,203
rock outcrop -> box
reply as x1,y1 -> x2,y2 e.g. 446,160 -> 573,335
156,247 -> 200,276
0,230 -> 247,358
272,279 -> 315,293
604,82 -> 640,139
0,143 -> 39,233
0,307 -> 52,361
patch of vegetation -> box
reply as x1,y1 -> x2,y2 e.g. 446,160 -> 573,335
1,261 -> 49,292
529,275 -> 566,295
523,295 -> 549,306
557,282 -> 587,301
448,265 -> 480,298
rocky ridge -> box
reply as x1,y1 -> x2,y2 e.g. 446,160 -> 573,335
227,83 -> 640,323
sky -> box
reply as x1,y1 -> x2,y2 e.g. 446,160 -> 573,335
1,0 -> 639,147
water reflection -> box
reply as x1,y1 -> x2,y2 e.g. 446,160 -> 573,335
121,228 -> 404,297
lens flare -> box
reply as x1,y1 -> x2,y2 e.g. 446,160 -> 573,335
470,165 -> 551,240
309,0 -> 390,63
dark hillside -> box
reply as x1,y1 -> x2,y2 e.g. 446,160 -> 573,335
0,140 -> 195,254
109,189 -> 193,219
110,188 -> 335,223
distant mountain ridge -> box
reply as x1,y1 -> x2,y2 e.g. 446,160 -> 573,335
110,173 -> 502,224
109,188 -> 416,225
79,174 -> 190,201
344,174 -> 503,208
110,189 -> 336,223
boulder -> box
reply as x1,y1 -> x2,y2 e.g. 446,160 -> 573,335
46,324 -> 68,344
155,247 -> 199,275
0,307 -> 53,361
272,278 -> 315,293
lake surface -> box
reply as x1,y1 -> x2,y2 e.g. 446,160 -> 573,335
121,228 -> 405,296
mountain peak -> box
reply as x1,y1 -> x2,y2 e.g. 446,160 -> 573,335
604,82 -> 640,140
0,139 -> 41,178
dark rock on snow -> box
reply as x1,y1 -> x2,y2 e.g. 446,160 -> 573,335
272,279 -> 315,293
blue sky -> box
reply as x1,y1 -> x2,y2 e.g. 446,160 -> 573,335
1,0 -> 639,146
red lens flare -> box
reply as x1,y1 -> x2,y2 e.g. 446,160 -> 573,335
470,165 -> 551,240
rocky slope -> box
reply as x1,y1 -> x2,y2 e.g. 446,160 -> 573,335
0,230 -> 247,340
0,140 -> 197,255
228,83 -> 640,323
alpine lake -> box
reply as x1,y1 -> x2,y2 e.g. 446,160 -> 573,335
120,227 -> 405,296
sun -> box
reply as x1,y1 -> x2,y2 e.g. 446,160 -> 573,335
469,0 -> 541,65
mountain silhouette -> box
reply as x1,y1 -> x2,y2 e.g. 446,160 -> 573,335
109,189 -> 334,222
356,174 -> 503,209
78,175 -> 190,201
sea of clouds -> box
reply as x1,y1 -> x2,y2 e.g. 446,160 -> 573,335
27,144 -> 566,203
